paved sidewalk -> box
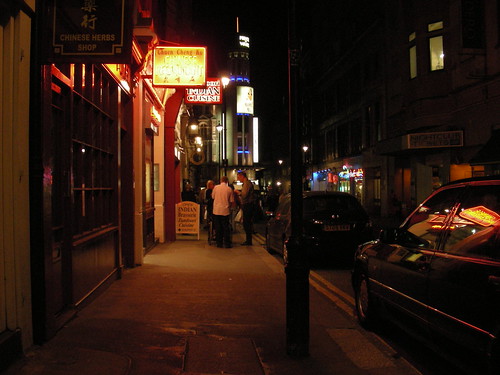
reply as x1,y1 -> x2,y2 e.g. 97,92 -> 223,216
3,229 -> 421,375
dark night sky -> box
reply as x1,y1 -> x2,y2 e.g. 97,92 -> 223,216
191,1 -> 290,164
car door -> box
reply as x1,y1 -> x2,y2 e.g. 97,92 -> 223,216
373,186 -> 464,329
427,182 -> 500,360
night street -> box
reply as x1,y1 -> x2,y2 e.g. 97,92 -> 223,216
253,220 -> 471,375
2,1 -> 500,373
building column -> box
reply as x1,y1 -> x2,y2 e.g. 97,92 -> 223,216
164,90 -> 184,242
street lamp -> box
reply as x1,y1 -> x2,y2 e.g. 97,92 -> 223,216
221,76 -> 230,176
216,123 -> 223,179
302,146 -> 310,191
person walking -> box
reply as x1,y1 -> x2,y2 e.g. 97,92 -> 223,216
202,180 -> 215,229
211,176 -> 235,248
181,183 -> 197,202
236,171 -> 255,246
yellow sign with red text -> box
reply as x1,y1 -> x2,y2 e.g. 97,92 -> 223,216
153,46 -> 206,87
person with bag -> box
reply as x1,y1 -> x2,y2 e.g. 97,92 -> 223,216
212,176 -> 235,248
236,171 -> 255,246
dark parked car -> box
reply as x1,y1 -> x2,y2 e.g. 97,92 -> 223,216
265,191 -> 372,262
352,176 -> 500,374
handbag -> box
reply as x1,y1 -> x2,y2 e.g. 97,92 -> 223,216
234,209 -> 243,223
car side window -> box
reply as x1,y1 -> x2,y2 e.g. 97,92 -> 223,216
400,187 -> 464,250
442,185 -> 500,259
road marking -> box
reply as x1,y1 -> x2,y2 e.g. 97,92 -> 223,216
309,277 -> 355,318
310,271 -> 355,306
253,233 -> 265,244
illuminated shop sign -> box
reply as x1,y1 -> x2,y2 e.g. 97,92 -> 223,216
253,117 -> 259,163
236,86 -> 254,115
338,167 -> 364,180
153,46 -> 207,87
459,206 -> 500,227
313,169 -> 338,183
47,0 -> 132,62
185,78 -> 222,104
328,173 -> 338,184
428,214 -> 471,230
239,35 -> 250,48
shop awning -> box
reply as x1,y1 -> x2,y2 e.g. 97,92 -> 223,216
470,130 -> 500,165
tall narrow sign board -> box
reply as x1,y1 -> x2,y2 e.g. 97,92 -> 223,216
175,201 -> 200,239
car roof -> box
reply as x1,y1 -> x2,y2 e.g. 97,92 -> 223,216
442,175 -> 500,187
302,191 -> 355,198
281,191 -> 357,199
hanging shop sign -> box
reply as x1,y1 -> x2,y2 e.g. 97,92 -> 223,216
185,78 -> 222,104
44,0 -> 132,63
153,46 -> 207,87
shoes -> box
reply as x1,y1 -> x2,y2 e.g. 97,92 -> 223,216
241,241 -> 252,246
224,245 -> 232,248
216,244 -> 223,248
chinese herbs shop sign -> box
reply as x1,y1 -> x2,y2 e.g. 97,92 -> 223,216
175,201 -> 200,239
46,0 -> 131,63
153,46 -> 207,87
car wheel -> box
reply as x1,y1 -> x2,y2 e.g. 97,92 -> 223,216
354,272 -> 377,328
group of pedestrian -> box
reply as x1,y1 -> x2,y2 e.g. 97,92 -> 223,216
197,171 -> 255,249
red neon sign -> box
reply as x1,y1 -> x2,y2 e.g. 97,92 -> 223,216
459,206 -> 500,227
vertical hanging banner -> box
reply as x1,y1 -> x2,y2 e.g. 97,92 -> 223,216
43,0 -> 132,63
236,86 -> 254,115
153,46 -> 207,87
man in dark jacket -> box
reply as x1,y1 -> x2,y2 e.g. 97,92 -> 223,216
236,171 -> 255,245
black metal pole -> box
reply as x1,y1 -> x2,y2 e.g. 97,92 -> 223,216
285,0 -> 309,358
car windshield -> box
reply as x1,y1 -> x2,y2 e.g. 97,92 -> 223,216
303,195 -> 360,214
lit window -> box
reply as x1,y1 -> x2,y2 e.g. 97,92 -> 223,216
429,36 -> 444,70
409,32 -> 417,79
409,45 -> 417,78
428,21 -> 444,71
428,21 -> 443,32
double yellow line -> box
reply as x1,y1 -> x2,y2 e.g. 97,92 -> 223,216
309,271 -> 356,318
254,232 -> 355,317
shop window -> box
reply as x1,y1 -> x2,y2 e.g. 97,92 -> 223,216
71,64 -> 117,237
